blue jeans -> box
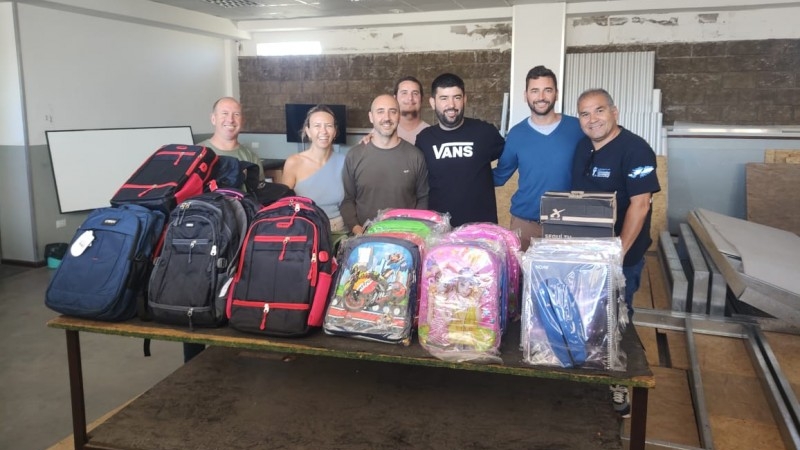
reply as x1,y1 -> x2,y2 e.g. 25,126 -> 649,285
622,257 -> 645,321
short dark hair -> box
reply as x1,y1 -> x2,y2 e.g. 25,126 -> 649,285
430,73 -> 465,97
393,76 -> 423,97
525,66 -> 558,90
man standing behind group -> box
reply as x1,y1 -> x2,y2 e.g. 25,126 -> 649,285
415,73 -> 504,227
493,66 -> 584,250
340,94 -> 429,235
394,76 -> 430,143
198,96 -> 264,180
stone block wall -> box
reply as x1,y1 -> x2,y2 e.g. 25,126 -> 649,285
239,39 -> 798,130
568,39 -> 800,126
238,50 -> 511,133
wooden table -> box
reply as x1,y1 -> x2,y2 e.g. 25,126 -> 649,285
48,316 -> 654,450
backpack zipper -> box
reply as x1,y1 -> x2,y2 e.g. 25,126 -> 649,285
177,200 -> 224,272
253,235 -> 308,260
157,148 -> 198,166
117,182 -> 179,198
226,207 -> 323,321
231,300 -> 310,330
243,216 -> 319,284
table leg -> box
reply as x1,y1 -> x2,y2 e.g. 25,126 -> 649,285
629,386 -> 649,450
66,329 -> 88,450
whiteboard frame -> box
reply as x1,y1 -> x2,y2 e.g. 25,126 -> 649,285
46,126 -> 195,213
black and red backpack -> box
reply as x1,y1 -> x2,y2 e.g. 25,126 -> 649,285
226,196 -> 336,336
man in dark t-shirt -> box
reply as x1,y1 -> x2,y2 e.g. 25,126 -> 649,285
571,89 -> 660,311
571,88 -> 660,418
415,73 -> 504,227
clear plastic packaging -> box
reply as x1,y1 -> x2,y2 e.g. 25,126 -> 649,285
521,238 -> 627,371
364,210 -> 452,238
418,237 -> 505,364
375,208 -> 452,228
450,223 -> 522,322
324,234 -> 420,345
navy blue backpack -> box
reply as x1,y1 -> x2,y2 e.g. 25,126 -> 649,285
45,204 -> 165,321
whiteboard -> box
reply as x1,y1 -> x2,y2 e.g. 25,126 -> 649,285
46,126 -> 194,213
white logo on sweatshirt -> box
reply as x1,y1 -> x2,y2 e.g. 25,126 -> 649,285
433,142 -> 474,159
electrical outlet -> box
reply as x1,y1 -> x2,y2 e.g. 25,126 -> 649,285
251,142 -> 259,149
56,219 -> 67,228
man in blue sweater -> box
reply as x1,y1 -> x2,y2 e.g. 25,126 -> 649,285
493,66 -> 584,250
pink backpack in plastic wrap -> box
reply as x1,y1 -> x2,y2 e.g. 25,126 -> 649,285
418,241 -> 504,363
450,223 -> 521,321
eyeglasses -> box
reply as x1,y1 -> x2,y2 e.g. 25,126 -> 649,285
583,149 -> 595,177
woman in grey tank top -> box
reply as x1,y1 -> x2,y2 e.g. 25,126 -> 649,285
281,105 -> 347,234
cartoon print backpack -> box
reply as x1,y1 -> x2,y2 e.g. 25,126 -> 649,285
418,240 -> 504,363
226,196 -> 336,337
450,223 -> 521,321
363,231 -> 428,324
323,235 -> 420,345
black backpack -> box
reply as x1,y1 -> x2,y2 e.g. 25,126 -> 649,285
213,187 -> 262,225
214,158 -> 295,207
253,181 -> 295,206
210,155 -> 249,190
147,192 -> 248,328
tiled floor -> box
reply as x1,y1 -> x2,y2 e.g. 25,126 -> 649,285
3,257 -> 798,450
0,266 -> 182,450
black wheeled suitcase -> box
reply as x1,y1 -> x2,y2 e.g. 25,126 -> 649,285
110,144 -> 218,214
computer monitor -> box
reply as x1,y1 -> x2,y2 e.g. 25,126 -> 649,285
285,103 -> 347,145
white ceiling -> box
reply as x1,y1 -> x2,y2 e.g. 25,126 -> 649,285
150,0 -> 591,22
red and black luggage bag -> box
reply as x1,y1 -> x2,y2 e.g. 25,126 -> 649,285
111,144 -> 218,214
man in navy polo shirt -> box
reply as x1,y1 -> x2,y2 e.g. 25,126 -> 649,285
571,88 -> 660,418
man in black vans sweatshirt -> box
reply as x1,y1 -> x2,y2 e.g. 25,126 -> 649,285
414,73 -> 505,227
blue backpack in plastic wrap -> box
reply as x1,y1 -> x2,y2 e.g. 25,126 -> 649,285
535,278 -> 587,367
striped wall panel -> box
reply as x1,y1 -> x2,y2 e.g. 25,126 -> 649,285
563,51 -> 664,154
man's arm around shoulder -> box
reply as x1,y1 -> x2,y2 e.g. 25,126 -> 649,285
339,150 -> 362,234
